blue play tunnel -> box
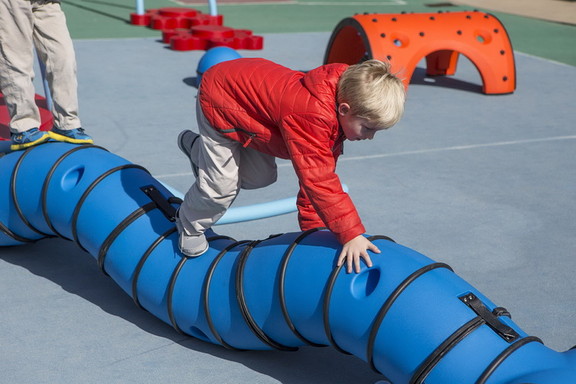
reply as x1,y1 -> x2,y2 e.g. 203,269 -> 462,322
1,142 -> 575,383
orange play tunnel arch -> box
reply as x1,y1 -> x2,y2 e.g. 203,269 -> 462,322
324,11 -> 516,95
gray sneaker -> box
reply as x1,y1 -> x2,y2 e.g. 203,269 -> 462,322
175,209 -> 208,257
177,130 -> 200,177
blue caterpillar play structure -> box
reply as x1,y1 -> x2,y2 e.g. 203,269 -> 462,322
1,143 -> 575,383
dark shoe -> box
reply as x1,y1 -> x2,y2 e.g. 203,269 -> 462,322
10,128 -> 50,151
49,127 -> 93,144
177,129 -> 200,177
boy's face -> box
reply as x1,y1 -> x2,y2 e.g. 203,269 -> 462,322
337,103 -> 384,141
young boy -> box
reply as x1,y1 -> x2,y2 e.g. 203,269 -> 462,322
0,0 -> 93,151
176,58 -> 405,273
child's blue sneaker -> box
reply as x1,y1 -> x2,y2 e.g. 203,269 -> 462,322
49,127 -> 93,144
10,128 -> 51,151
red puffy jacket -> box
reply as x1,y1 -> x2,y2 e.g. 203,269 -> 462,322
199,58 -> 365,244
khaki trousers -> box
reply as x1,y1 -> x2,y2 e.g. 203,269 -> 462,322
179,101 -> 278,236
0,0 -> 81,133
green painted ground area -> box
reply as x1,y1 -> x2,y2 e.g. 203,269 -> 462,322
63,0 -> 575,66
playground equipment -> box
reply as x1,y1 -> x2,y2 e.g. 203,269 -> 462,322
196,46 -> 242,86
1,142 -> 575,383
324,11 -> 516,94
129,1 -> 263,51
130,0 -> 219,25
0,51 -> 55,141
0,93 -> 52,141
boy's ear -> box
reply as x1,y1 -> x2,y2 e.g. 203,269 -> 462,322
338,103 -> 350,116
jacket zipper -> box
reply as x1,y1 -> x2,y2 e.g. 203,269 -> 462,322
220,127 -> 256,148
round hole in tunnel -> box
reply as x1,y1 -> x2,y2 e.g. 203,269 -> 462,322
60,165 -> 85,191
351,267 -> 381,299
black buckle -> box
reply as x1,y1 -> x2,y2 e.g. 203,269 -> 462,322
459,293 -> 519,342
141,185 -> 177,222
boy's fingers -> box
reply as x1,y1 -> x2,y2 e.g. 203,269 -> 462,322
369,243 -> 381,253
354,255 -> 361,273
363,254 -> 374,268
339,243 -> 379,273
348,252 -> 358,273
337,248 -> 348,266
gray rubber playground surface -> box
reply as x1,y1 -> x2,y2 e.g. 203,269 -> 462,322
1,32 -> 575,383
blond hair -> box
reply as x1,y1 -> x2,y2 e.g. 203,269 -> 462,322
337,60 -> 406,129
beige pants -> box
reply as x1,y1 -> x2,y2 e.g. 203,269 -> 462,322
0,0 -> 81,133
179,101 -> 278,236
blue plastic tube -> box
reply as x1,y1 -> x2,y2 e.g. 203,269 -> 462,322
160,182 -> 347,225
1,143 -> 575,383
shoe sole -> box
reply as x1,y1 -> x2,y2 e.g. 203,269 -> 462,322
177,130 -> 200,177
177,130 -> 190,154
174,208 -> 207,257
179,240 -> 209,257
49,130 -> 94,144
10,133 -> 51,151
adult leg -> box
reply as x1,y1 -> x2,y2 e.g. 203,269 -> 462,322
32,1 -> 81,131
0,0 -> 42,133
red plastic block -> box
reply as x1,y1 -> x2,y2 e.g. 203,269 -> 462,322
130,7 -> 263,51
191,25 -> 235,39
0,93 -> 53,140
157,7 -> 199,18
170,25 -> 263,51
130,13 -> 151,26
188,13 -> 223,27
171,35 -> 209,51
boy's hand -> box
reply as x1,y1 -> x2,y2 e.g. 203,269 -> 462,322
337,235 -> 381,273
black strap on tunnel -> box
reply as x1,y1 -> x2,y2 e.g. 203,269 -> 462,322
475,336 -> 543,384
278,227 -> 328,348
132,226 -> 178,310
367,262 -> 454,373
492,307 -> 511,318
10,147 -> 55,238
0,221 -> 36,243
323,234 -> 397,355
167,256 -> 189,335
166,234 -> 238,337
141,185 -> 177,222
97,201 -> 158,274
410,294 -> 522,384
203,240 -> 251,350
71,164 -> 151,252
410,316 -> 486,384
204,234 -> 236,243
97,192 -> 182,275
235,238 -> 298,351
322,262 -> 350,355
366,234 -> 396,243
41,145 -> 108,240
460,293 -> 519,342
